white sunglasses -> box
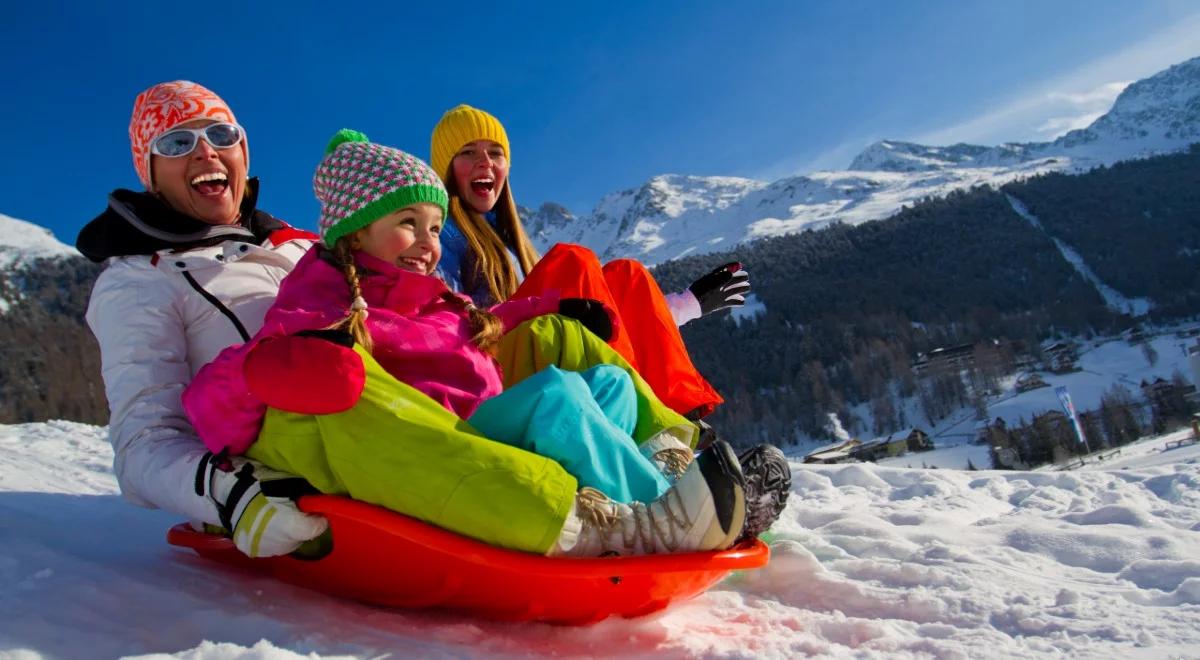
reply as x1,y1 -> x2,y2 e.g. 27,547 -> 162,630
150,123 -> 245,158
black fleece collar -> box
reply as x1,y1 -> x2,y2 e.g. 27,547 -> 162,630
75,178 -> 288,262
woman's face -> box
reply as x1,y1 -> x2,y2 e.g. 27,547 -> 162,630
451,139 -> 509,213
352,203 -> 444,275
150,119 -> 247,225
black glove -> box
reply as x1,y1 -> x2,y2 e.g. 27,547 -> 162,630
688,262 -> 750,316
295,328 -> 355,347
558,298 -> 613,342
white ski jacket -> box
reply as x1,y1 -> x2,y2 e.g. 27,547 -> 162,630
80,187 -> 313,524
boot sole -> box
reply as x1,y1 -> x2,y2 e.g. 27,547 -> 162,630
736,444 -> 791,542
697,440 -> 747,549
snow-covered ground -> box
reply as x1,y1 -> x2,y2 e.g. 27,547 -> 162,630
3,419 -> 1199,658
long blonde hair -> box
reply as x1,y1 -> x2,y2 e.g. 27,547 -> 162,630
326,236 -> 504,352
445,177 -> 539,303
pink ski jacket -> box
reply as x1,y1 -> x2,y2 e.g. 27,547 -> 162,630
182,246 -> 559,455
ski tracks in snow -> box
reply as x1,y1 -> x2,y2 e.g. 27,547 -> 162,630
1005,194 -> 1153,318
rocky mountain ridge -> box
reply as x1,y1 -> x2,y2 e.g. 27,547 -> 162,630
530,56 -> 1200,266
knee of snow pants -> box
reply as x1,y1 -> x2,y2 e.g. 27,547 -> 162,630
246,344 -> 576,554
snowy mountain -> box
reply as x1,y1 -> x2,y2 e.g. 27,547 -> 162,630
849,57 -> 1200,173
0,213 -> 79,269
532,57 -> 1200,266
0,213 -> 104,423
0,212 -> 89,316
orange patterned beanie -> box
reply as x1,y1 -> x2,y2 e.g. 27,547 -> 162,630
129,80 -> 244,190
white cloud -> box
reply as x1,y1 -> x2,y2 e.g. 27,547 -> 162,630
1031,81 -> 1132,139
750,13 -> 1200,181
1034,110 -> 1106,139
912,79 -> 1137,145
912,14 -> 1200,146
1047,81 -> 1132,106
750,137 -> 877,181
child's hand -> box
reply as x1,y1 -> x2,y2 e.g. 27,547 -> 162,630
244,333 -> 366,414
557,298 -> 615,342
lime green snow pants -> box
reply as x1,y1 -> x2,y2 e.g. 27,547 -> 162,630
247,343 -> 577,554
246,315 -> 694,554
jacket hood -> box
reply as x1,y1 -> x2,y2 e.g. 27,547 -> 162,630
75,177 -> 287,262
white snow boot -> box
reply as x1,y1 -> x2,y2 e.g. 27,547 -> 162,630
551,440 -> 747,557
639,428 -> 695,481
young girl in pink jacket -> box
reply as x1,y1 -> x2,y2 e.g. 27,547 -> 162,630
182,130 -> 755,556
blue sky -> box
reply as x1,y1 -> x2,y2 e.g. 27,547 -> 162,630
2,1 -> 1199,242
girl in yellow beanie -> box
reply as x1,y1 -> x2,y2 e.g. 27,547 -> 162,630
433,106 -> 791,543
430,104 -> 751,421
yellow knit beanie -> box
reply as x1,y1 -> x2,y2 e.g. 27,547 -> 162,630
430,104 -> 510,183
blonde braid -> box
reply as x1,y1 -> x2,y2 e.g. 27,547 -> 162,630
325,239 -> 374,353
440,292 -> 504,351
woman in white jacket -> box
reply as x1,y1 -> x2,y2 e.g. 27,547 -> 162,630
77,81 -> 329,557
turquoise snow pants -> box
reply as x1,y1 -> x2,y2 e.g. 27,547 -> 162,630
469,364 -> 671,504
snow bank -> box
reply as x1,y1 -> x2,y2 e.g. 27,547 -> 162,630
2,422 -> 1198,658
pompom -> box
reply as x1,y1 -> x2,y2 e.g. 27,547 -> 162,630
325,129 -> 369,155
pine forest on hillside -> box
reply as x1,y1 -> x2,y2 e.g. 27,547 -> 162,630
0,256 -> 104,423
654,146 -> 1200,448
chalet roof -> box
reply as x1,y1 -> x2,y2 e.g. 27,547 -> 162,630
805,438 -> 860,458
1041,339 -> 1076,352
927,344 -> 975,358
865,427 -> 923,445
809,448 -> 856,460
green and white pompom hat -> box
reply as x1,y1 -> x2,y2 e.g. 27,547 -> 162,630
314,129 -> 449,248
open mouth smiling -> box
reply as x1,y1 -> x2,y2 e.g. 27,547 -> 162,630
190,172 -> 229,196
470,177 -> 495,197
398,256 -> 431,273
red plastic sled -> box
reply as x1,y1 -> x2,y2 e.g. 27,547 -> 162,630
167,494 -> 769,625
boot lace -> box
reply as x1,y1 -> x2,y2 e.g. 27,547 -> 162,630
575,487 -> 617,529
654,447 -> 693,480
574,486 -> 697,555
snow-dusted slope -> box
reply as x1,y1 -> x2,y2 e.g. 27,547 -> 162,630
538,160 -> 1065,265
533,57 -> 1200,266
0,213 -> 78,268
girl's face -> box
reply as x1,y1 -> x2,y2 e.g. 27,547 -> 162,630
352,203 -> 443,275
451,139 -> 509,213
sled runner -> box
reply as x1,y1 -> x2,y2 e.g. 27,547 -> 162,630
167,494 -> 770,625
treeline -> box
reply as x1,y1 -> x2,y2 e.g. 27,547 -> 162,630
654,148 -> 1200,447
1003,145 -> 1200,318
0,256 -> 106,423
